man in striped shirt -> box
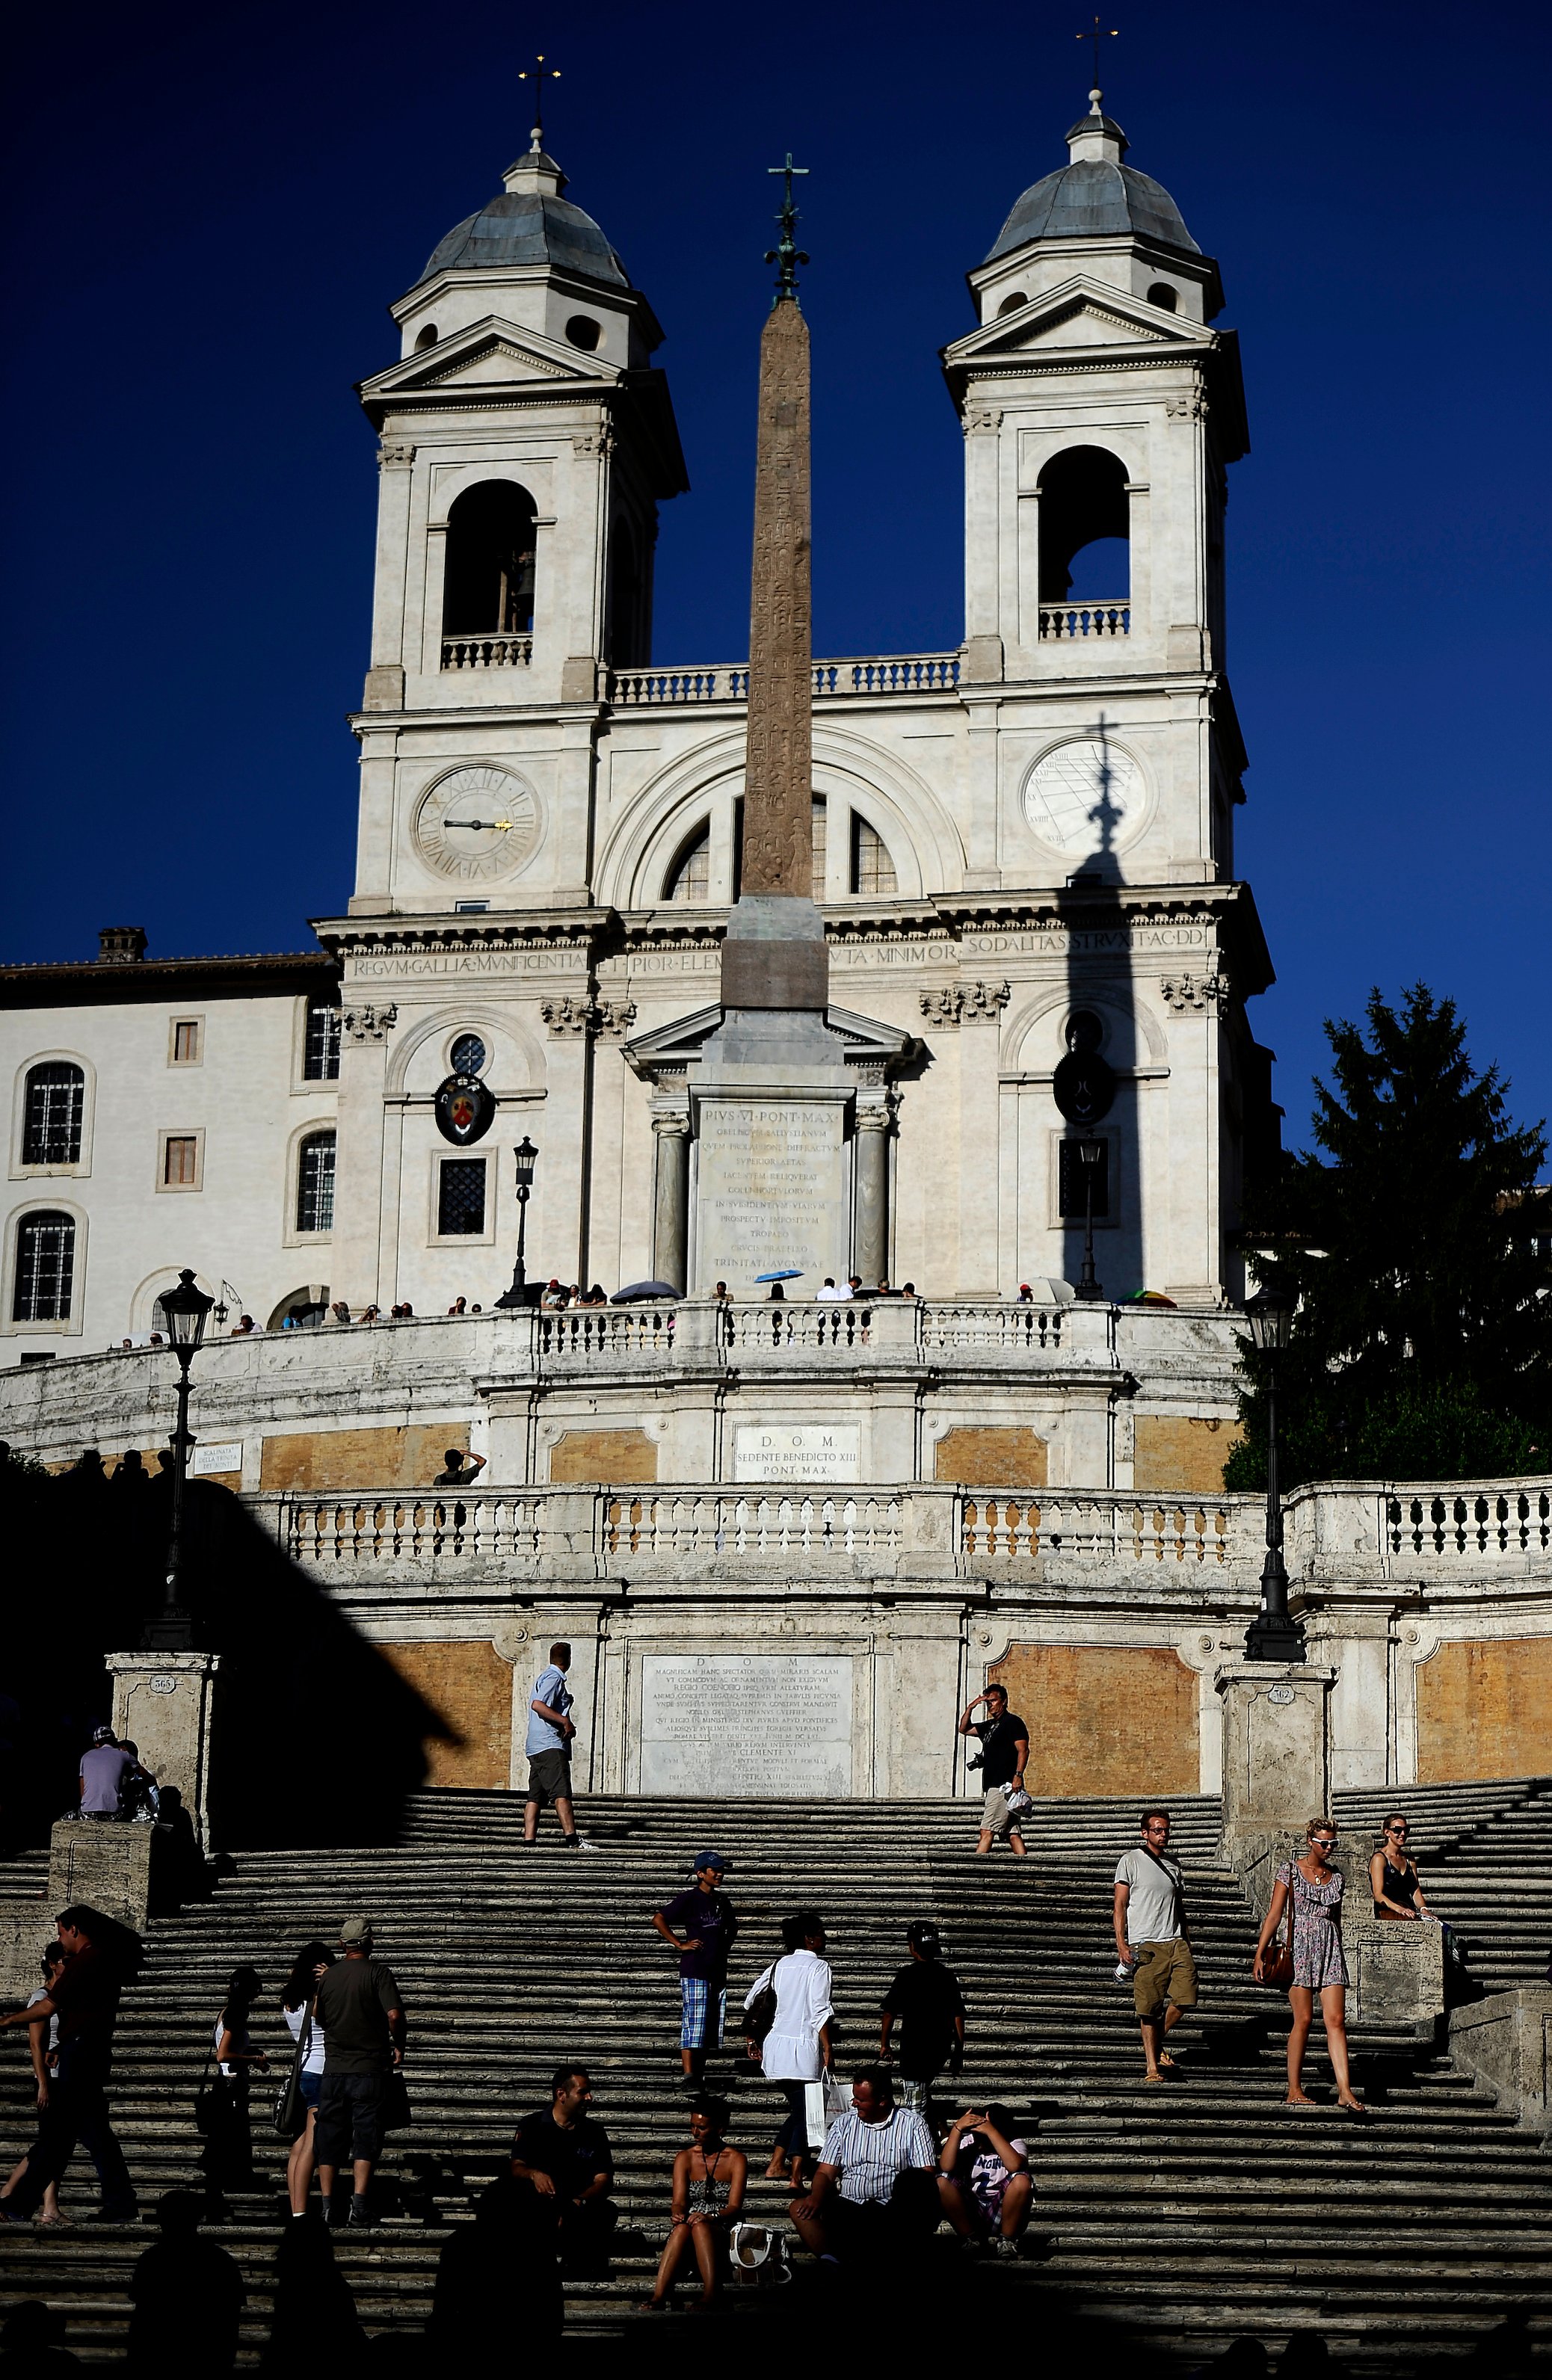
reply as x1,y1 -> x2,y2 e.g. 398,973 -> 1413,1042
789,2065 -> 936,2261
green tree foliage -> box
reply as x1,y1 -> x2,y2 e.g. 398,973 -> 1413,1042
1225,985 -> 1551,1490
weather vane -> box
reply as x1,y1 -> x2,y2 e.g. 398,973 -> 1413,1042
1077,16 -> 1118,99
519,53 -> 561,152
765,154 -> 810,305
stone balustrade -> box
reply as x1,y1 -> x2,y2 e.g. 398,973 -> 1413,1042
607,653 -> 959,708
1038,599 -> 1131,640
440,632 -> 532,669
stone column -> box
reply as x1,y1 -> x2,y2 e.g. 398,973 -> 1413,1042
1216,1659 -> 1337,1914
107,1650 -> 223,1851
331,1001 -> 398,1311
852,1090 -> 892,1285
650,1106 -> 691,1292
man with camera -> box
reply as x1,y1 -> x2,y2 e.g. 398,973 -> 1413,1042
958,1685 -> 1030,1857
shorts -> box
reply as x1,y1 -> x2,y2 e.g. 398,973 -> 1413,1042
1130,1937 -> 1198,2019
315,2071 -> 386,2165
526,1748 -> 573,1805
680,1979 -> 726,2050
981,1785 -> 1025,1838
299,2068 -> 322,2110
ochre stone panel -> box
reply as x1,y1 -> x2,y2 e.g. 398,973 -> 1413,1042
549,1428 -> 657,1484
988,1644 -> 1199,1798
378,1641 -> 512,1789
259,1424 -> 465,1492
1133,1414 -> 1242,1494
1416,1638 -> 1552,1782
934,1426 -> 1048,1488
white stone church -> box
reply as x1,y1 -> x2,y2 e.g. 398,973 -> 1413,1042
4,102 -> 1546,1802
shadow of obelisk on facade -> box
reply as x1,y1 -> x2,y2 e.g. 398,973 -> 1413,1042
690,166 -> 854,1294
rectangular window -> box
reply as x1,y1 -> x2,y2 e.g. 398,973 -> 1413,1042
163,1136 -> 200,1188
438,1158 -> 487,1236
170,1019 -> 201,1064
296,1132 -> 336,1233
1059,1137 -> 1111,1221
304,1000 -> 342,1082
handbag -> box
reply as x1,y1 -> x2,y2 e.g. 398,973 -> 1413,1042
193,2044 -> 221,2137
744,1955 -> 787,2047
1257,1863 -> 1296,1989
730,2222 -> 792,2288
273,2005 -> 312,2139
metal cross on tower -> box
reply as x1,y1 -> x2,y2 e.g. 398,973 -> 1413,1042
519,53 -> 561,151
765,153 -> 810,304
1077,15 -> 1118,98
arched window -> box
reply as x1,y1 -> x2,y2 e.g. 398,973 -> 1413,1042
13,1210 -> 75,1322
1038,446 -> 1130,601
665,821 -> 711,904
1146,282 -> 1177,312
415,323 -> 439,349
443,482 -> 538,638
304,999 -> 341,1082
997,291 -> 1027,316
851,817 -> 898,896
296,1132 -> 336,1234
22,1063 -> 84,1165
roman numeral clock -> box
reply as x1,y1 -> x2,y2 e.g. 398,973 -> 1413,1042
412,765 -> 541,883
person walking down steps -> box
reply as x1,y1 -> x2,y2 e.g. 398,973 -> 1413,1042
1254,1819 -> 1368,2117
1113,1809 -> 1198,2082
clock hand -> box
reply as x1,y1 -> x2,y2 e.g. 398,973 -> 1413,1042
445,818 -> 515,832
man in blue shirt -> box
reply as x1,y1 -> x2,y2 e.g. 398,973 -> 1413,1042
521,1643 -> 591,1851
652,1853 -> 739,2087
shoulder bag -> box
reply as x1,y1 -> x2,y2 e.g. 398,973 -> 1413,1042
745,1955 -> 788,2046
273,2004 -> 312,2139
192,2040 -> 221,2137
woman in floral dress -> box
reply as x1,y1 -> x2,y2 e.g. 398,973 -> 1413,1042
1253,1818 -> 1367,2115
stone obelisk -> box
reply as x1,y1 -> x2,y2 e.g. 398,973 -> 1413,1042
692,162 -> 852,1292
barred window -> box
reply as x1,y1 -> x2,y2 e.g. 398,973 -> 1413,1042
665,821 -> 710,904
13,1211 -> 76,1322
22,1063 -> 84,1165
304,999 -> 342,1082
851,817 -> 897,896
296,1131 -> 336,1233
438,1158 -> 487,1236
450,1033 -> 487,1076
1059,1137 -> 1111,1221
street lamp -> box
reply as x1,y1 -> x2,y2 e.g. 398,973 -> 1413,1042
495,1138 -> 540,1309
1242,1283 -> 1305,1663
1074,1134 -> 1105,1302
144,1267 -> 215,1651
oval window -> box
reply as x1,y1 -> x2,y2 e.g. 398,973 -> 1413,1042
565,315 -> 602,351
450,1033 -> 487,1076
1146,283 -> 1177,312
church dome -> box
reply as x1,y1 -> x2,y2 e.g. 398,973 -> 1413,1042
985,108 -> 1199,262
416,149 -> 629,289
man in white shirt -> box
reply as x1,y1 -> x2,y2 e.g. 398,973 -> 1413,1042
1112,1808 -> 1197,2080
789,2065 -> 935,2261
816,1277 -> 846,1301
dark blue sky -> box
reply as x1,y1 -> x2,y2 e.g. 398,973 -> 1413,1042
4,0 -> 1548,1154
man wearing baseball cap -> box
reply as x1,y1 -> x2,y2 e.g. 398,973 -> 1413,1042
652,1854 -> 739,2088
880,1920 -> 966,2115
78,1728 -> 135,1821
312,1920 -> 406,2228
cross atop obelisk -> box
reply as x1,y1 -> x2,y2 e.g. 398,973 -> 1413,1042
718,158 -> 830,1017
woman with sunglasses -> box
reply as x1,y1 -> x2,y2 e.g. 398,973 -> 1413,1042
1253,1819 -> 1367,2115
1369,1815 -> 1433,1921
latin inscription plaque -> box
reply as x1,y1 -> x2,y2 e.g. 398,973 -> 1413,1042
733,1424 -> 860,1485
639,1655 -> 854,1795
694,1097 -> 846,1292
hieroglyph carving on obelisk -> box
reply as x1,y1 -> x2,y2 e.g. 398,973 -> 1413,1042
741,223 -> 813,898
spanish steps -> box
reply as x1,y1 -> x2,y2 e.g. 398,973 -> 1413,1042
1,1780 -> 1548,2370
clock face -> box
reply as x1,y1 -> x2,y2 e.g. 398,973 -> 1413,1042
1023,739 -> 1144,862
413,766 -> 541,882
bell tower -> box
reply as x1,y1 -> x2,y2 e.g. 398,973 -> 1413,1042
348,133 -> 688,916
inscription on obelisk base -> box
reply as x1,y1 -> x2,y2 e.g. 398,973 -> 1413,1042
691,176 -> 854,1295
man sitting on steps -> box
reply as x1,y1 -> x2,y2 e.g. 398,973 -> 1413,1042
511,2065 -> 617,2264
789,2065 -> 936,2264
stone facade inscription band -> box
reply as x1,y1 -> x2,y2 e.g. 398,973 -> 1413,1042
639,1655 -> 853,1795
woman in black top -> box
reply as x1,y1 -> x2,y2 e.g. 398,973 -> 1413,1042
1369,1815 -> 1436,1920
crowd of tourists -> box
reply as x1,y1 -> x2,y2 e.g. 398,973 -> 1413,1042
0,1674 -> 1488,2359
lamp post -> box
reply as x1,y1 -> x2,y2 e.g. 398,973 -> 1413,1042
495,1137 -> 540,1309
1242,1283 -> 1305,1662
144,1267 -> 215,1651
1074,1132 -> 1105,1301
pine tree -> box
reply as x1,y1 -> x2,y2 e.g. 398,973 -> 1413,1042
1225,985 -> 1551,1489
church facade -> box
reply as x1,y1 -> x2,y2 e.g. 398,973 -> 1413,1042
11,101 -> 1543,1804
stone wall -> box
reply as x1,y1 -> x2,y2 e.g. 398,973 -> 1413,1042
259,1423 -> 467,1493
1416,1638 -> 1552,1782
549,1427 -> 657,1484
934,1425 -> 1047,1487
376,1641 -> 512,1789
988,1644 -> 1199,1796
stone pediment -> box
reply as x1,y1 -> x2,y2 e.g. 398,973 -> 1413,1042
943,278 -> 1197,366
623,1002 -> 917,1082
358,318 -> 617,402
